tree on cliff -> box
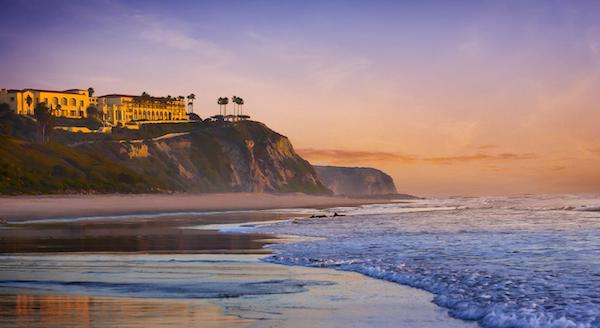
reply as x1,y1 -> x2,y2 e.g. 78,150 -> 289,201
85,105 -> 103,129
237,97 -> 244,116
0,103 -> 14,135
217,97 -> 229,116
34,102 -> 53,143
86,105 -> 99,119
26,95 -> 33,114
232,96 -> 239,115
0,103 -> 12,119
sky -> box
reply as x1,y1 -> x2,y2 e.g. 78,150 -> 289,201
1,0 -> 600,196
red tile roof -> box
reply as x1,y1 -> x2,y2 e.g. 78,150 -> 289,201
7,88 -> 85,94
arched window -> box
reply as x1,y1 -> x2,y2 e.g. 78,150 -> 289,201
61,97 -> 67,105
52,97 -> 58,106
70,98 -> 76,106
80,100 -> 84,107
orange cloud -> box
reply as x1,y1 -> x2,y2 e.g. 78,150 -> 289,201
423,153 -> 538,165
474,144 -> 499,150
588,148 -> 600,156
296,148 -> 416,164
298,148 -> 538,166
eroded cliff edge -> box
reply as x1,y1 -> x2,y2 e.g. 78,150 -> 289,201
0,115 -> 329,194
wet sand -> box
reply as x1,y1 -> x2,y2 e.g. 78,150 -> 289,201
0,254 -> 476,328
0,193 -> 386,222
0,211 -> 291,254
0,294 -> 252,328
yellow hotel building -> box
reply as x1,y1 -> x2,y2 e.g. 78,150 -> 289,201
98,94 -> 188,126
0,88 -> 189,126
0,88 -> 97,118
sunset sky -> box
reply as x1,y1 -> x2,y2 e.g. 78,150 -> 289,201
2,0 -> 600,196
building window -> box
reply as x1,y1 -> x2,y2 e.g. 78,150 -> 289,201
52,97 -> 59,106
70,98 -> 76,106
61,98 -> 67,105
80,100 -> 84,107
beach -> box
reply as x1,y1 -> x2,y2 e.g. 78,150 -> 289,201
0,193 -> 476,327
0,193 -> 387,222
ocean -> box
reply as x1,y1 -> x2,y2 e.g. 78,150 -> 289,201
254,194 -> 600,328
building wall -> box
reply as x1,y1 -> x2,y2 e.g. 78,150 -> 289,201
98,96 -> 188,126
2,88 -> 189,127
0,88 -> 96,118
37,90 -> 95,118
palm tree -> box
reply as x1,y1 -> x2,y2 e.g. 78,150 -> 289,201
34,102 -> 53,143
238,97 -> 244,116
231,96 -> 238,116
25,95 -> 33,115
187,93 -> 196,113
88,87 -> 95,97
222,97 -> 229,116
217,97 -> 229,116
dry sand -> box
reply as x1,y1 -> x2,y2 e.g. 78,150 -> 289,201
0,193 -> 386,221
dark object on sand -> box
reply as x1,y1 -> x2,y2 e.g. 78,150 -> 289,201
333,212 -> 346,217
310,214 -> 327,218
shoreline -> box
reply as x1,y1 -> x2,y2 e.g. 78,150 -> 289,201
0,192 -> 390,222
0,254 -> 476,328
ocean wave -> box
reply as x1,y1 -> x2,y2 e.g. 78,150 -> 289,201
264,256 -> 595,328
257,194 -> 600,328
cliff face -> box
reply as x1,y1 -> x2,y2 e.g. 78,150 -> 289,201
0,114 -> 329,194
314,165 -> 398,196
73,121 -> 330,194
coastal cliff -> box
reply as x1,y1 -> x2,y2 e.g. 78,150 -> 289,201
76,122 -> 329,194
0,114 -> 329,194
314,165 -> 398,196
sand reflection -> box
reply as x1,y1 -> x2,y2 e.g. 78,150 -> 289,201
0,294 -> 252,328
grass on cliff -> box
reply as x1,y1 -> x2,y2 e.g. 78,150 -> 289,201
0,136 -> 156,194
